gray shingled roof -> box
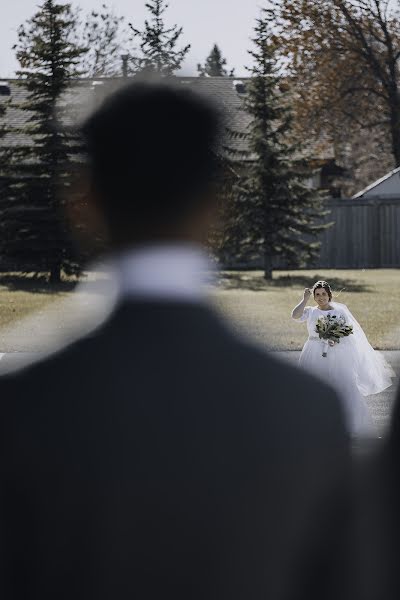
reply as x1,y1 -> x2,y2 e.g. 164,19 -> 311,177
0,80 -> 35,148
0,75 -> 334,162
0,76 -> 252,157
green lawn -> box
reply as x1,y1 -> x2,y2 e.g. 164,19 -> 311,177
211,269 -> 400,351
0,273 -> 109,352
0,269 -> 398,352
0,275 -> 72,329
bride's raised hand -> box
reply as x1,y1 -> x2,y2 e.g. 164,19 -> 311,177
303,288 -> 312,302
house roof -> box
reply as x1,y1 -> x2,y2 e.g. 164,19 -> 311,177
352,166 -> 400,198
0,75 -> 335,163
0,76 -> 252,156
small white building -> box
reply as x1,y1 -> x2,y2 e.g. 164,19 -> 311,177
352,167 -> 400,198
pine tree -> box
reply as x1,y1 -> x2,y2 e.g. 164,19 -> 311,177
0,100 -> 12,252
197,44 -> 234,77
2,0 -> 87,283
221,10 -> 329,279
129,0 -> 190,76
80,4 -> 127,77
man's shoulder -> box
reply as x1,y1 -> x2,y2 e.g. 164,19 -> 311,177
0,327 -> 101,391
230,339 -> 346,434
231,337 -> 326,389
0,304 -> 344,427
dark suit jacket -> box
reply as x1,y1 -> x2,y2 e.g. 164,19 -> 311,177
352,404 -> 400,600
0,300 -> 350,600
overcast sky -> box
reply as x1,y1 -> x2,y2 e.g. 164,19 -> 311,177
1,0 -> 263,78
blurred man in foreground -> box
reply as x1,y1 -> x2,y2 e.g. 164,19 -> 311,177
0,80 -> 350,599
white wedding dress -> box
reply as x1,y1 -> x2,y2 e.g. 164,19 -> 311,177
294,302 -> 395,437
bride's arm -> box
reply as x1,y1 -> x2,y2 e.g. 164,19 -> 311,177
292,288 -> 311,319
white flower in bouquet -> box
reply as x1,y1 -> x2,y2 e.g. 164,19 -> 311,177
315,314 -> 354,357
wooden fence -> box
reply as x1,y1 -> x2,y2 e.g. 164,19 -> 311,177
224,195 -> 400,271
0,191 -> 399,272
315,195 -> 400,269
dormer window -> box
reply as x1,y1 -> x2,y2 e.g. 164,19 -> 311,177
0,82 -> 10,96
233,80 -> 246,94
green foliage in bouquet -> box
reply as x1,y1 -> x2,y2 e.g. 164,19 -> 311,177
316,314 -> 353,345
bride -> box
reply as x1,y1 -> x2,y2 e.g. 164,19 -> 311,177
292,280 -> 394,437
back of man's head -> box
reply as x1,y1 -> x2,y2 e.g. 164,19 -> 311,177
81,79 -> 223,243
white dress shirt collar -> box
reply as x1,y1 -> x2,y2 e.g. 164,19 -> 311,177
109,242 -> 217,302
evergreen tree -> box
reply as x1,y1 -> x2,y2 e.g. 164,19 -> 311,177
2,0 -> 87,282
221,9 -> 329,279
197,44 -> 234,77
0,100 -> 12,252
80,4 -> 127,77
129,0 -> 190,76
0,101 -> 6,135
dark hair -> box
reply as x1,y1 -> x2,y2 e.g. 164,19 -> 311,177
312,280 -> 332,301
80,79 -> 223,237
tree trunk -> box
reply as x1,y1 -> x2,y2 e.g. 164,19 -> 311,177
50,263 -> 61,284
264,251 -> 273,280
389,92 -> 400,167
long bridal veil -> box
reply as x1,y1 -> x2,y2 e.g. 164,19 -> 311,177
330,302 -> 395,396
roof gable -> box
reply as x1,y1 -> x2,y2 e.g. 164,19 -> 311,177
352,167 -> 400,198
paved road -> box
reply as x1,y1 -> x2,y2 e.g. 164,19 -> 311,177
0,350 -> 398,438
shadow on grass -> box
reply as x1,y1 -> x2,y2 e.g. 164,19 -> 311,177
217,271 -> 372,293
0,273 -> 111,295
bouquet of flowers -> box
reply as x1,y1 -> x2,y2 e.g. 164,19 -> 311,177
315,314 -> 354,357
